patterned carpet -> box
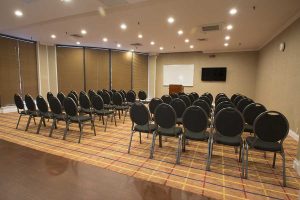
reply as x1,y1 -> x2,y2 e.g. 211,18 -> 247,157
0,112 -> 299,200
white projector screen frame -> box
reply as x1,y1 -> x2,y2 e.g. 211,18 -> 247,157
163,64 -> 194,86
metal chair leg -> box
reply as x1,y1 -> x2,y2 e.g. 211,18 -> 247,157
114,113 -> 117,126
123,109 -> 127,124
33,117 -> 36,125
245,143 -> 249,178
16,114 -> 22,129
241,142 -> 245,178
272,152 -> 276,168
139,132 -> 142,144
182,135 -> 186,152
104,115 -> 109,132
149,132 -> 156,159
176,135 -> 182,164
63,121 -> 69,140
36,117 -> 43,134
281,151 -> 286,186
159,135 -> 162,147
128,130 -> 134,153
239,144 -> 242,162
92,120 -> 96,136
206,138 -> 213,171
49,119 -> 56,137
25,116 -> 32,131
78,123 -> 83,143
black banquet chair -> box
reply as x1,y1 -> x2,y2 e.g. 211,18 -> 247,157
149,98 -> 163,120
48,96 -> 66,137
63,97 -> 96,143
91,95 -> 116,131
179,95 -> 191,107
57,92 -> 66,109
170,98 -> 186,125
161,94 -> 172,104
138,90 -> 149,104
25,94 -> 40,131
150,103 -> 183,164
242,103 -> 267,134
126,90 -> 136,106
207,107 -> 245,170
182,106 -> 209,154
36,95 -> 52,134
14,93 -> 30,129
112,92 -> 129,124
243,111 -> 289,186
128,102 -> 156,153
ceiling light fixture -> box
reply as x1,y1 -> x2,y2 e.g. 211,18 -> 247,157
61,0 -> 72,2
14,10 -> 23,17
138,34 -> 143,39
224,43 -> 229,47
159,47 -> 164,50
81,29 -> 87,35
102,37 -> 108,42
150,41 -> 155,45
178,30 -> 183,35
131,49 -> 135,52
51,34 -> 56,39
167,17 -> 175,24
225,36 -> 230,40
190,45 -> 194,49
117,43 -> 121,48
185,39 -> 189,43
226,24 -> 233,30
76,41 -> 80,45
229,8 -> 238,15
120,23 -> 127,30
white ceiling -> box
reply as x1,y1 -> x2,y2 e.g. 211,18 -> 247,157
0,0 -> 300,53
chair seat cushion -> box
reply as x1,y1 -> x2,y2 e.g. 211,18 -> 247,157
94,109 -> 114,115
20,110 -> 29,115
213,132 -> 242,146
176,118 -> 183,124
69,115 -> 92,122
104,105 -> 115,109
80,108 -> 93,114
115,105 -> 129,110
40,112 -> 52,118
246,137 -> 282,152
134,124 -> 156,133
244,124 -> 253,133
157,127 -> 182,137
53,113 -> 66,120
185,130 -> 209,141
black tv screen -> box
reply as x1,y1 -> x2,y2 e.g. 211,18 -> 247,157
201,67 -> 227,81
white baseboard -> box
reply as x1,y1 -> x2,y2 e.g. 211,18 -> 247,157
293,159 -> 300,176
0,106 -> 17,113
289,129 -> 299,142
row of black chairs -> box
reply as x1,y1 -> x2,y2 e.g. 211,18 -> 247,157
128,92 -> 289,186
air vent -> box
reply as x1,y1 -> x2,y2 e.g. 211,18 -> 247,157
130,43 -> 143,46
201,23 -> 222,32
197,38 -> 208,41
69,34 -> 83,38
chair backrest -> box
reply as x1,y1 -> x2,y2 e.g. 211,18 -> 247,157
57,92 -> 66,106
191,92 -> 199,101
112,92 -> 123,106
91,95 -> 104,111
179,95 -> 191,107
79,91 -> 91,109
68,92 -> 78,105
243,103 -> 267,126
88,89 -> 97,100
126,90 -> 136,103
170,98 -> 186,118
101,91 -> 111,105
14,93 -> 24,110
254,111 -> 289,143
47,92 -> 54,103
118,90 -> 126,102
233,95 -> 244,106
25,94 -> 36,112
199,96 -> 211,107
215,101 -> 234,115
237,98 -> 254,113
154,103 -> 176,129
97,90 -> 103,97
230,93 -> 239,102
108,90 -> 113,99
36,95 -> 49,113
64,97 -> 78,117
70,90 -> 78,100
128,90 -> 136,96
203,92 -> 213,103
111,89 -> 117,93
170,93 -> 179,99
138,90 -> 147,100
214,107 -> 244,137
216,93 -> 227,101
193,99 -> 211,117
188,93 -> 195,104
215,96 -> 229,106
149,98 -> 163,114
49,96 -> 62,115
161,95 -> 172,104
130,102 -> 150,126
182,106 -> 208,133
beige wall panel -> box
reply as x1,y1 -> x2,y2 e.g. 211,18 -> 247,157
132,53 -> 148,93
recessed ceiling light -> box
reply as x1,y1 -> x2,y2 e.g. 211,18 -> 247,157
76,41 -> 80,45
178,30 -> 183,35
167,17 -> 175,24
185,39 -> 189,43
229,8 -> 238,15
224,43 -> 229,47
51,34 -> 56,39
81,29 -> 87,35
138,34 -> 143,39
14,10 -> 23,17
225,36 -> 231,40
120,23 -> 127,30
117,43 -> 121,48
150,41 -> 155,45
190,45 -> 194,49
226,25 -> 233,30
131,49 -> 135,52
61,0 -> 72,2
159,47 -> 164,50
102,37 -> 108,42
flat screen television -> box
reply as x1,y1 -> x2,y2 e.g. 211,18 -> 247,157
201,67 -> 227,81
